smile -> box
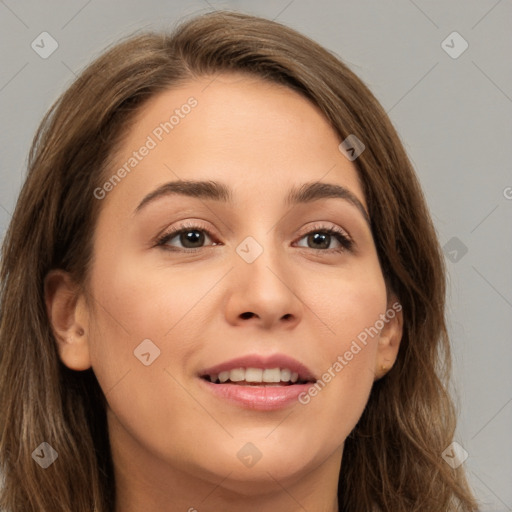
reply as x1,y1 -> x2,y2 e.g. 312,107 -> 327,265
202,367 -> 312,385
198,354 -> 317,410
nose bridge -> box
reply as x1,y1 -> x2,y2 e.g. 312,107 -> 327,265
229,226 -> 301,317
235,228 -> 282,283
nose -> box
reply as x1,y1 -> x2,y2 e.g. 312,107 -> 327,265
223,238 -> 303,330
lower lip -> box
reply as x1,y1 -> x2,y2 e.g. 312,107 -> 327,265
198,378 -> 315,411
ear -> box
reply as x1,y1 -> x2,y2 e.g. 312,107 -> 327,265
44,269 -> 91,371
374,295 -> 403,380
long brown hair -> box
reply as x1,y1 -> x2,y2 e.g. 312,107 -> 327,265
0,10 -> 479,511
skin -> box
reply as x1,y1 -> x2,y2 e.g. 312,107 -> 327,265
45,73 -> 402,512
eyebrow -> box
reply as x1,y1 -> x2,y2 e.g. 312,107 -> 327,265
134,179 -> 371,227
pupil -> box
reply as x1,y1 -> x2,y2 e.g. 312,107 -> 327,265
310,233 -> 329,249
182,230 -> 204,248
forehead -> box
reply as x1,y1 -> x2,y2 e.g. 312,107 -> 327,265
101,72 -> 367,215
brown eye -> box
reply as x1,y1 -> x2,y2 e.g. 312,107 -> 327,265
156,223 -> 218,251
167,229 -> 207,249
295,224 -> 353,253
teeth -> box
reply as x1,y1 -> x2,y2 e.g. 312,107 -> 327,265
207,367 -> 306,384
229,368 -> 245,382
280,368 -> 291,381
262,368 -> 281,382
245,368 -> 263,382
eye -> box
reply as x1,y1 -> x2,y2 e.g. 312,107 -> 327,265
155,222 -> 218,251
155,221 -> 354,253
294,223 -> 353,253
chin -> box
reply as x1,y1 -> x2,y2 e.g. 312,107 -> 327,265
193,443 -> 319,486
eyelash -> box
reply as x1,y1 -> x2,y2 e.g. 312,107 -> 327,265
155,221 -> 354,254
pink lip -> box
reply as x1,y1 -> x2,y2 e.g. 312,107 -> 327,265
197,353 -> 317,411
198,378 -> 315,411
198,353 -> 316,381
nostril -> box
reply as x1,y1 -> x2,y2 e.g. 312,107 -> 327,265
240,312 -> 255,319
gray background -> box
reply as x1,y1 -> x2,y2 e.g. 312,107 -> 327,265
1,0 -> 511,510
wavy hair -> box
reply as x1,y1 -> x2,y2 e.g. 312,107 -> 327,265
0,10 -> 479,511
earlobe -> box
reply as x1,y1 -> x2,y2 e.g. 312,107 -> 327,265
44,269 -> 91,371
374,296 -> 403,380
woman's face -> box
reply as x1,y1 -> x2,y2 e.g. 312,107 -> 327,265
59,73 -> 401,502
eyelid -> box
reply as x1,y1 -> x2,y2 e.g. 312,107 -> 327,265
155,220 -> 216,248
295,222 -> 351,241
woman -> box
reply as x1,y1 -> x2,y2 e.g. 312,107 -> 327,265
0,10 -> 479,512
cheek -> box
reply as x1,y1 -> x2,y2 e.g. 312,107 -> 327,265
302,257 -> 387,348
85,260 -> 210,459
299,266 -> 386,428
84,254 -> 208,400
88,234 -> 223,336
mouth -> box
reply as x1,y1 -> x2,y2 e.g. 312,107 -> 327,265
197,354 -> 317,410
200,367 -> 315,386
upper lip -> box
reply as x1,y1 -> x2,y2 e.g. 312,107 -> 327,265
199,353 -> 317,382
